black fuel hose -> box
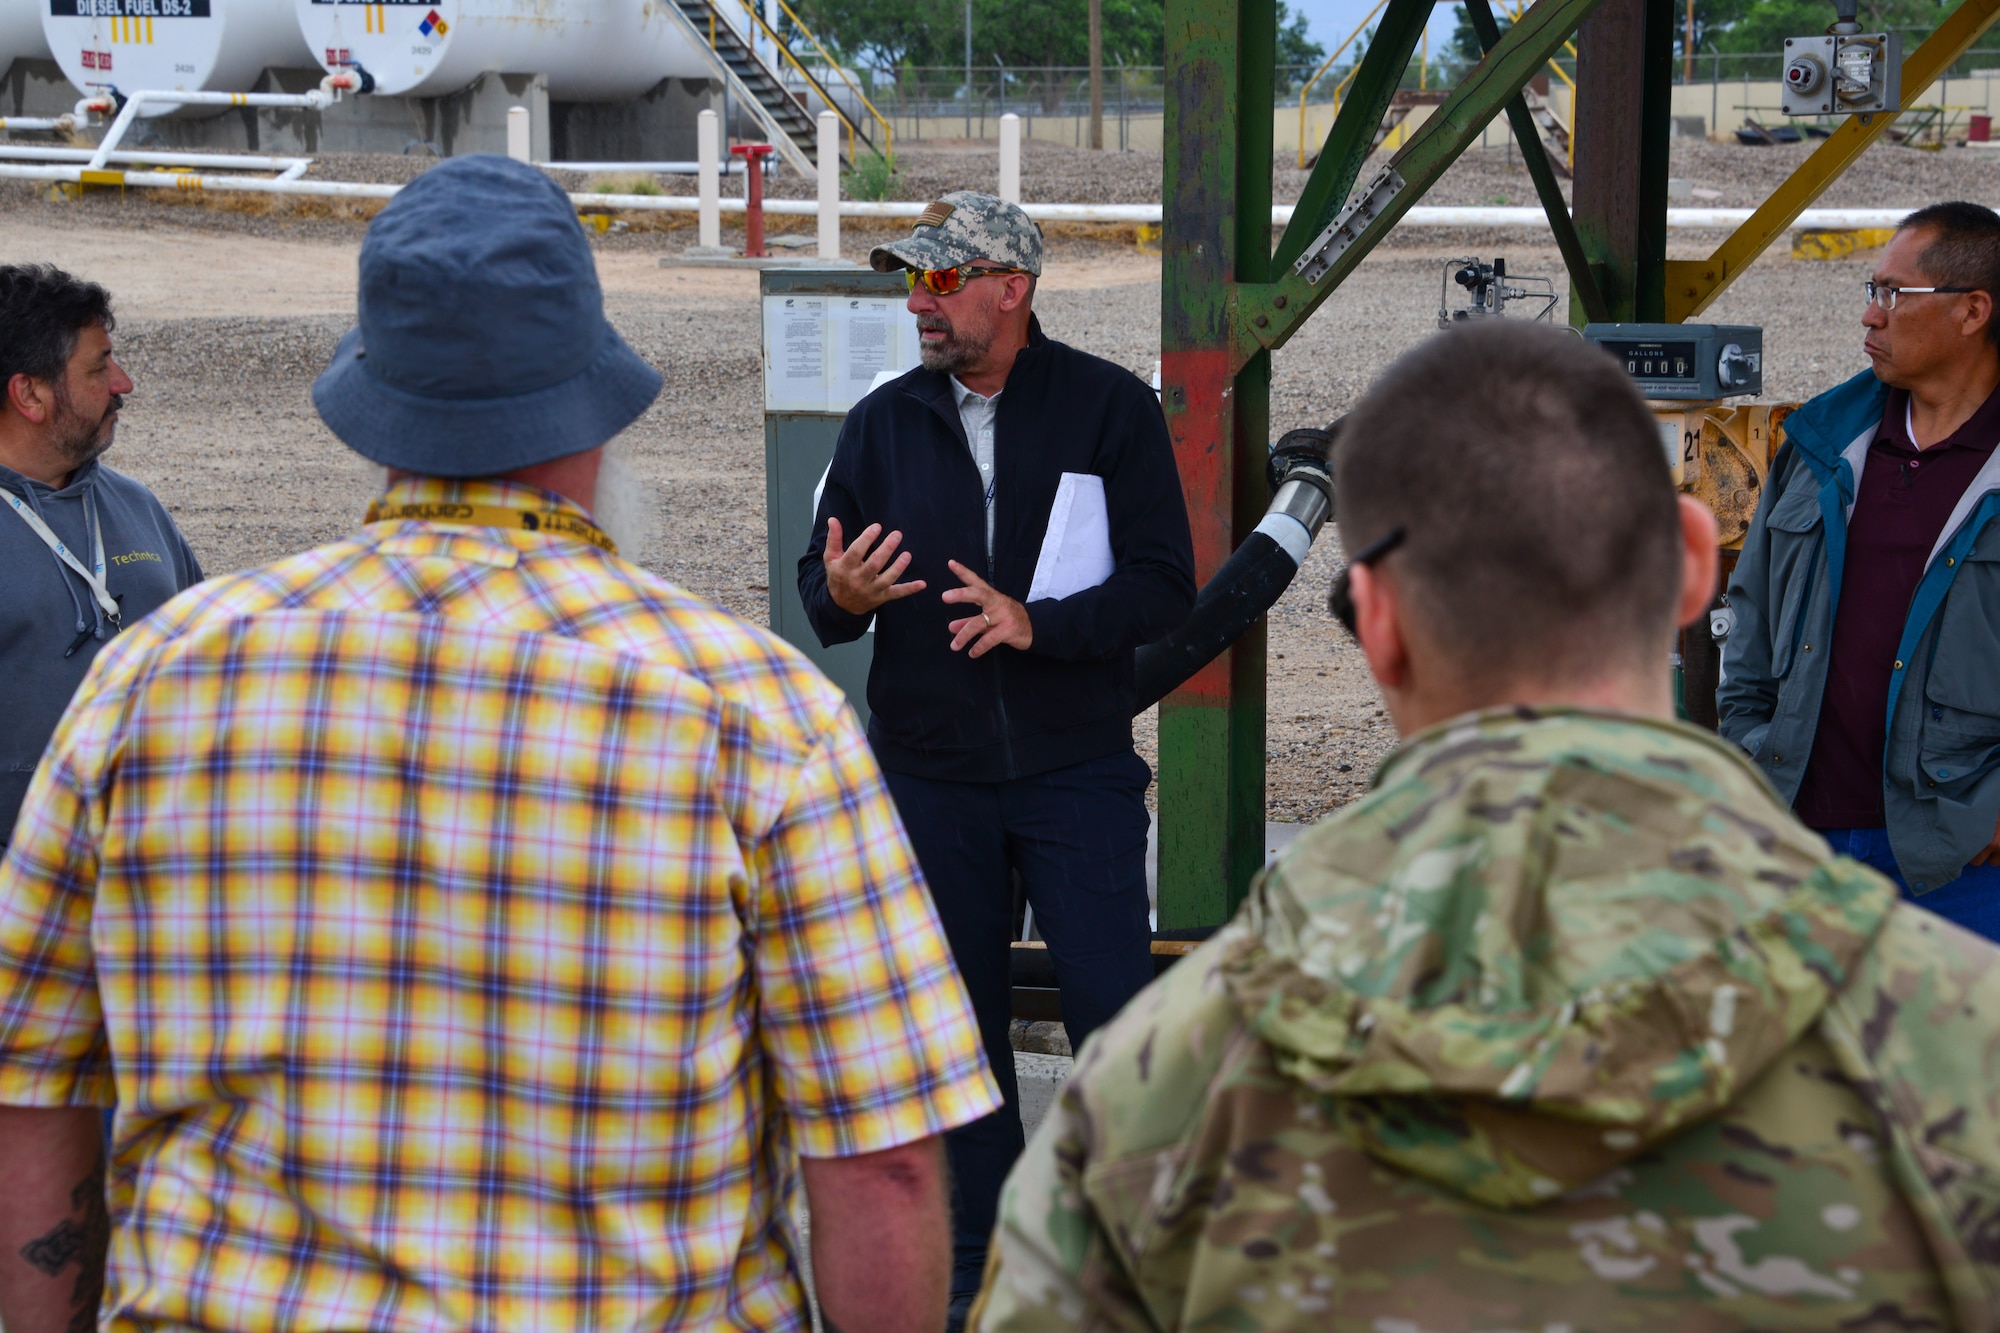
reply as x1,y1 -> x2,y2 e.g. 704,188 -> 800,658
1132,424 -> 1340,712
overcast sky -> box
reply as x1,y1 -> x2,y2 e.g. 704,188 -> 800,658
1286,0 -> 1464,79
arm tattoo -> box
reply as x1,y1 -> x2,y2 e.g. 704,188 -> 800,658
19,1159 -> 109,1333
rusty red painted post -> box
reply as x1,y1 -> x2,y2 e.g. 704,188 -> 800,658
732,143 -> 775,258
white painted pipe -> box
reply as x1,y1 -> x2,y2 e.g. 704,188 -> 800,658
0,158 -> 1932,235
0,117 -> 72,133
544,161 -> 751,175
0,163 -> 400,199
0,146 -> 307,171
83,76 -> 360,172
999,113 -> 1022,204
506,107 -> 531,164
697,109 -> 721,250
816,110 -> 839,260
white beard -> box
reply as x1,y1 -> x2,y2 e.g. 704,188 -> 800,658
590,441 -> 658,566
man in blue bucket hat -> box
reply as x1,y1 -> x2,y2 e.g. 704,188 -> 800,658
0,155 -> 995,1333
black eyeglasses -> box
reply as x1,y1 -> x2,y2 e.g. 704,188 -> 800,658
1328,525 -> 1406,637
1864,280 -> 1977,312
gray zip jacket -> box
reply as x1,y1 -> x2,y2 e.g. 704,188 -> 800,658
1720,367 -> 2000,893
0,459 -> 201,841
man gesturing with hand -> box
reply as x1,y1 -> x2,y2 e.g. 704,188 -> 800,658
822,516 -> 926,612
798,192 -> 1194,1331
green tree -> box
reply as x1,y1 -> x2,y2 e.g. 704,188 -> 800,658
1277,1 -> 1327,88
786,0 -> 931,68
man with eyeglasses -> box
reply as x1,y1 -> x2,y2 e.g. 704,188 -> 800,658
1721,200 -> 2000,938
797,190 -> 1195,1327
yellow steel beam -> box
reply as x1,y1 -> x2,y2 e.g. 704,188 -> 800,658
1665,0 -> 2000,323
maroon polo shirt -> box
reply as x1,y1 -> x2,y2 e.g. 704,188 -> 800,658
1794,383 -> 2000,830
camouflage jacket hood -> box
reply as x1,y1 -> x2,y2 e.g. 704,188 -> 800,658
1221,706 -> 1898,1209
977,706 -> 2000,1332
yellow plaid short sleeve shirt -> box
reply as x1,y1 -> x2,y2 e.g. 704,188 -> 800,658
0,477 -> 999,1332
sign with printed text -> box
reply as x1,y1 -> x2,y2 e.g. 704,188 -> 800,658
51,0 -> 208,14
762,295 -> 921,413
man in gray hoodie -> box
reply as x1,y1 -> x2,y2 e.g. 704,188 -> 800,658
0,265 -> 202,843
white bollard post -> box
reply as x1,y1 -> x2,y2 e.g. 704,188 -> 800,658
697,108 -> 721,251
506,106 -> 531,163
999,112 -> 1021,203
817,111 -> 840,260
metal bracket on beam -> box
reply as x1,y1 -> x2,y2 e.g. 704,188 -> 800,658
1294,166 -> 1407,285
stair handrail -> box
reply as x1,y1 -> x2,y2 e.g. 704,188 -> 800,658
681,0 -> 815,174
1504,0 -> 1576,166
733,0 -> 893,165
1296,0 -> 1391,167
762,0 -> 895,165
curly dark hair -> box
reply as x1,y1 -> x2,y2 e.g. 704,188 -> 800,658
0,264 -> 116,393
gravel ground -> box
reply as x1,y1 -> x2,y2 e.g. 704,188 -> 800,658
0,127 -> 1919,821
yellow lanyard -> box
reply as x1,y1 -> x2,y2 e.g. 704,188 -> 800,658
364,499 -> 618,556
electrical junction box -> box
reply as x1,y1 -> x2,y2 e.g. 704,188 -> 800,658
1781,31 -> 1901,117
1583,323 -> 1764,401
760,267 -> 924,722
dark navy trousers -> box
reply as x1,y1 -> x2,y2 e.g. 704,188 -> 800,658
883,749 -> 1156,1297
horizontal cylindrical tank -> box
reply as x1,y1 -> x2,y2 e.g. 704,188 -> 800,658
43,0 -> 316,115
4,5 -> 54,68
296,0 -> 718,100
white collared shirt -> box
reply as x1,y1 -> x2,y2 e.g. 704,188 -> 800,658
951,376 -> 1000,557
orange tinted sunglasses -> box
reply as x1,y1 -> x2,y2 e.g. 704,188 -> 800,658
904,264 -> 1032,295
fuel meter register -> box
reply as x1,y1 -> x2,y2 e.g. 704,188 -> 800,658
1582,323 -> 1763,401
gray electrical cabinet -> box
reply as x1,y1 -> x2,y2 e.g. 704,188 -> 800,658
760,267 -> 922,723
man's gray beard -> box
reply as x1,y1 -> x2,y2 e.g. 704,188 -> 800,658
917,319 -> 994,375
591,440 -> 657,565
50,386 -> 116,472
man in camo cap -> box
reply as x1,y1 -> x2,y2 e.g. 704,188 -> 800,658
798,191 -> 1195,1329
974,320 -> 2000,1331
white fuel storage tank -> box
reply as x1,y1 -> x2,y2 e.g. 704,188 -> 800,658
295,0 -> 718,100
3,4 -> 54,70
43,0 -> 316,113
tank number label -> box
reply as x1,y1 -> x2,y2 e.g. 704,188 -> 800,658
51,0 -> 209,14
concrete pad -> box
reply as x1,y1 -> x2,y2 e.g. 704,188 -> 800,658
660,253 -> 861,270
1015,1050 -> 1073,1139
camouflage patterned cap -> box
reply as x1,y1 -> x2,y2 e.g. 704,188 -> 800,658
869,190 -> 1044,277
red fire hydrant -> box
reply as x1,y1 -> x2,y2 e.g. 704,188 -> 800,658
730,142 -> 777,258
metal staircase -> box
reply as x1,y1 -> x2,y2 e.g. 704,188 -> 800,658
663,0 -> 882,176
1520,85 -> 1572,178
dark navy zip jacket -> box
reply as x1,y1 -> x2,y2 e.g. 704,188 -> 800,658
798,316 -> 1195,782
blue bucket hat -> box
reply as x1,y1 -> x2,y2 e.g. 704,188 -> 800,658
313,155 -> 662,476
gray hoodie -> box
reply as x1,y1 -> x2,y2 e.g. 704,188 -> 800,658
1,459 -> 201,840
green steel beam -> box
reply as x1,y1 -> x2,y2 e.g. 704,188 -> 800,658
1272,0 -> 1436,272
1464,0 -> 1610,324
1236,0 -> 1616,366
1157,0 -> 1277,927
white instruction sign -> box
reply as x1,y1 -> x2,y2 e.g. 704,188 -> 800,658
763,293 -> 920,412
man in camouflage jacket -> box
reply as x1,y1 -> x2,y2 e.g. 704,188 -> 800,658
973,321 -> 2000,1332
